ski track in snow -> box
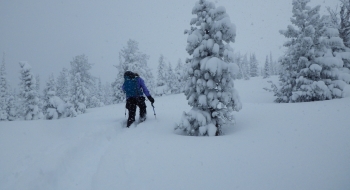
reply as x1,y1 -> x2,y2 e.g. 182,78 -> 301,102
1,76 -> 350,190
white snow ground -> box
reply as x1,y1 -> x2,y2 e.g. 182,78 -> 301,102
1,76 -> 350,190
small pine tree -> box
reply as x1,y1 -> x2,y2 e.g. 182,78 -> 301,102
6,90 -> 17,121
249,53 -> 259,77
57,68 -> 71,102
174,59 -> 186,93
269,52 -> 275,75
0,53 -> 8,121
156,54 -> 170,96
263,56 -> 270,79
43,74 -> 56,115
157,54 -> 168,87
97,78 -> 105,106
103,82 -> 113,105
71,72 -> 87,114
234,52 -> 243,79
242,54 -> 250,80
167,62 -> 177,93
18,62 -> 43,120
42,74 -> 63,119
70,54 -> 94,113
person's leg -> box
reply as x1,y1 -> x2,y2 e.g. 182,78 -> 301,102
137,96 -> 147,122
126,98 -> 137,127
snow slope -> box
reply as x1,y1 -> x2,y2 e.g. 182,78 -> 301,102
1,76 -> 350,190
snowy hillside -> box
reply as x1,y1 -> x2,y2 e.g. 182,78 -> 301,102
1,76 -> 350,190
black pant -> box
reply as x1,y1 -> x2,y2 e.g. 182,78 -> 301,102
126,96 -> 147,127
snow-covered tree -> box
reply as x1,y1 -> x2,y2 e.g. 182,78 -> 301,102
43,74 -> 56,113
112,39 -> 155,101
18,62 -> 43,120
97,78 -> 105,106
111,63 -> 126,103
155,54 -> 170,96
263,56 -> 270,79
275,0 -> 350,103
0,53 -> 8,121
167,62 -> 177,93
249,53 -> 259,77
57,68 -> 70,102
103,82 -> 113,105
35,75 -> 40,94
43,74 -> 59,119
157,55 -> 168,85
87,78 -> 104,108
234,52 -> 243,79
338,0 -> 350,48
174,58 -> 186,93
242,54 -> 250,80
44,74 -> 76,119
56,67 -> 76,117
327,1 -> 350,69
70,55 -> 93,113
269,52 -> 275,75
176,0 -> 242,136
6,90 -> 18,121
71,72 -> 87,114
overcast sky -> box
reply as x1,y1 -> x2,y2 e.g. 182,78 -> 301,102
0,0 -> 338,90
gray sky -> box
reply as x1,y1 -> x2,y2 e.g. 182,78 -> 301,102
0,0 -> 338,90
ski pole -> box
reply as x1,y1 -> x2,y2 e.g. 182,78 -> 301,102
151,103 -> 156,119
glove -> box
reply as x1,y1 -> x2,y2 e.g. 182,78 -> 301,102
147,96 -> 155,104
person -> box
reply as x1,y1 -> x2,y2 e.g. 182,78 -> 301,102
122,71 -> 155,127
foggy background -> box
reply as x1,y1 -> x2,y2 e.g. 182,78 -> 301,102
0,0 -> 338,89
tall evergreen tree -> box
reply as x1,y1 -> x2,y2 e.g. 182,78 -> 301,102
234,52 -> 243,79
70,54 -> 93,113
18,62 -> 43,120
327,0 -> 350,69
35,75 -> 40,94
156,54 -> 168,87
338,0 -> 350,48
174,58 -> 186,93
269,52 -> 275,75
6,89 -> 17,121
0,53 -> 8,120
242,54 -> 250,80
276,0 -> 350,103
97,78 -> 105,106
167,62 -> 177,93
263,55 -> 270,79
56,68 -> 70,102
103,82 -> 113,105
112,39 -> 155,101
155,54 -> 170,96
176,0 -> 242,136
111,63 -> 126,103
249,53 -> 259,77
71,72 -> 87,114
43,74 -> 56,114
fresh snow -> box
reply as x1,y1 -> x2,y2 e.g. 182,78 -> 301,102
1,76 -> 350,190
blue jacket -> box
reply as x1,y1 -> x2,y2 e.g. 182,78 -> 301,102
122,77 -> 151,99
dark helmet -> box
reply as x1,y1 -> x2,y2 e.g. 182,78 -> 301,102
124,71 -> 135,78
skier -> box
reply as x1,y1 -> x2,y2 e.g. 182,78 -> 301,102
122,71 -> 155,128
